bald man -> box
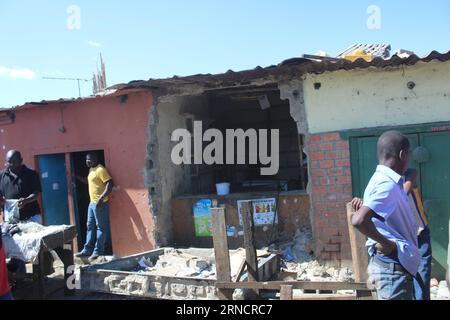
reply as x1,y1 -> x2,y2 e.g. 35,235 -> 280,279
0,150 -> 42,275
0,150 -> 42,224
351,131 -> 419,300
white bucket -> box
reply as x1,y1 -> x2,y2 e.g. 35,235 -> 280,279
216,183 -> 230,196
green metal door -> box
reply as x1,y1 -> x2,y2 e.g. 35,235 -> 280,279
350,134 -> 419,198
419,131 -> 450,278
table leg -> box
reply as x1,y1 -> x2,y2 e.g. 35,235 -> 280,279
54,246 -> 75,296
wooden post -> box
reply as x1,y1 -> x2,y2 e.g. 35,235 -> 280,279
280,285 -> 293,300
65,153 -> 78,253
346,202 -> 369,283
211,206 -> 233,300
241,201 -> 260,298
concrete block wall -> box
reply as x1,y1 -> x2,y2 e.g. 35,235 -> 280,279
307,132 -> 353,266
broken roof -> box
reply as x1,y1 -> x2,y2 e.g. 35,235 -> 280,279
2,48 -> 450,111
113,49 -> 450,92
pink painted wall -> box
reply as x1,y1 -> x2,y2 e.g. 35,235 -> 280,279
0,90 -> 155,257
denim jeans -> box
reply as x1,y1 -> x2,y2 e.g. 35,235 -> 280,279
414,226 -> 432,300
81,202 -> 110,256
368,255 -> 414,300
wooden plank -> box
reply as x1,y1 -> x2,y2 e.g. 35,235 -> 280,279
241,201 -> 259,282
280,285 -> 293,300
235,259 -> 247,282
211,206 -> 233,300
346,202 -> 369,283
65,153 -> 78,253
241,201 -> 260,298
216,281 -> 371,291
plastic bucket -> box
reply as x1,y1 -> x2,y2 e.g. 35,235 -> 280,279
216,183 -> 230,196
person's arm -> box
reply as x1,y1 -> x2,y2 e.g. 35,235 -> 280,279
18,171 -> 41,209
351,206 -> 397,257
74,175 -> 88,184
18,192 -> 40,209
97,179 -> 113,205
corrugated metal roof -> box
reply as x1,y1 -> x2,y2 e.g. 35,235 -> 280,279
301,49 -> 450,74
114,50 -> 450,91
2,49 -> 450,111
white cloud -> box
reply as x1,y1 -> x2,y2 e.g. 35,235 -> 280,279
88,40 -> 102,48
0,66 -> 35,80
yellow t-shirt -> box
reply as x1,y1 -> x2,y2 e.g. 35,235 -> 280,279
88,165 -> 112,204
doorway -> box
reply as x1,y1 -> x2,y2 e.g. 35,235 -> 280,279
70,150 -> 113,255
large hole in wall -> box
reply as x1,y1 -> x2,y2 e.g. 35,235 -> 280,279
182,85 -> 308,195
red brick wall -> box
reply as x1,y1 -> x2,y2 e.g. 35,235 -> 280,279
307,132 -> 353,266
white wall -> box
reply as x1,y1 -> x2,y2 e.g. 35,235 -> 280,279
303,60 -> 450,134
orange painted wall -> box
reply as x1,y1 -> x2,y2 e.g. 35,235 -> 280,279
0,90 -> 155,257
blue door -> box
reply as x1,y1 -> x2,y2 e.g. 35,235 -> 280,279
38,154 -> 70,225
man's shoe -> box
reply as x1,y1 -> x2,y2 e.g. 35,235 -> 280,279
75,252 -> 91,258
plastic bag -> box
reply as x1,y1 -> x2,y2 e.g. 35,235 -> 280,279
4,199 -> 20,223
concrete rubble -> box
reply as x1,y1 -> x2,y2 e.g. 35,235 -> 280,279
276,226 -> 355,283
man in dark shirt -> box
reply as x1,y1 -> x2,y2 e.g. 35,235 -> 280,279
0,150 -> 42,275
0,150 -> 42,224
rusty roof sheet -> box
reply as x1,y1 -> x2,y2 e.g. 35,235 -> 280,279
112,50 -> 450,91
2,49 -> 450,111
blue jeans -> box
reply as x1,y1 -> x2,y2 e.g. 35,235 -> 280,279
368,255 -> 414,300
414,226 -> 432,300
81,202 -> 110,256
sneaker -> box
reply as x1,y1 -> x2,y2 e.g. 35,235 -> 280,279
89,254 -> 99,262
75,252 -> 91,258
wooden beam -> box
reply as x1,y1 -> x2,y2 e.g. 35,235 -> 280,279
280,285 -> 293,300
346,202 -> 369,283
211,206 -> 233,300
216,281 -> 371,291
241,201 -> 259,282
235,259 -> 247,282
65,153 -> 78,253
241,201 -> 260,298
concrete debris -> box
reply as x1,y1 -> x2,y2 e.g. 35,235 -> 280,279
295,260 -> 354,282
291,226 -> 314,262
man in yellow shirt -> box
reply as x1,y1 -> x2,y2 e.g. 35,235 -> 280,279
75,153 -> 113,261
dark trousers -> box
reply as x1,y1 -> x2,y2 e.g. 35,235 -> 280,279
414,226 -> 432,300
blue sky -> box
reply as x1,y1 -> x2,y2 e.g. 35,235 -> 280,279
1,0 -> 449,107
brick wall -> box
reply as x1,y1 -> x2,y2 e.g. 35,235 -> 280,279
307,132 -> 353,266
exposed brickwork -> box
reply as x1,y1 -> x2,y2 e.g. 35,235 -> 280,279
308,132 -> 353,265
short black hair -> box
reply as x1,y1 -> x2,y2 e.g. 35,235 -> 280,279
377,131 -> 410,161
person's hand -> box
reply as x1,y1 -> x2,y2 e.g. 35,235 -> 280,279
18,198 -> 27,209
351,197 -> 363,211
95,197 -> 105,209
375,240 -> 397,258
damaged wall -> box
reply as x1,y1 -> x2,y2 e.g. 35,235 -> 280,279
298,59 -> 450,267
147,92 -> 209,246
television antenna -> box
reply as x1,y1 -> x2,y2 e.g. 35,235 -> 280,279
42,77 -> 91,98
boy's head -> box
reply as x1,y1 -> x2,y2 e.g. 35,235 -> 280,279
377,131 -> 412,175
